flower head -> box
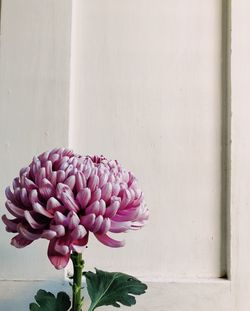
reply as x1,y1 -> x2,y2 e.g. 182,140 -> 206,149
2,148 -> 148,269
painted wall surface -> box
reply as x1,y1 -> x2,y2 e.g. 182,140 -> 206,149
69,0 -> 223,279
2,1 -> 250,311
0,1 -> 72,280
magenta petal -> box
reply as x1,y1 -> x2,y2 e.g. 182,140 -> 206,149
76,188 -> 91,209
11,234 -> 33,248
41,230 -> 57,240
17,224 -> 41,241
91,215 -> 103,233
39,178 -> 55,199
33,202 -> 53,218
2,215 -> 18,232
71,225 -> 87,240
97,218 -> 111,235
86,201 -> 99,215
94,233 -> 125,248
105,200 -> 120,218
54,211 -> 67,225
20,188 -> 30,207
87,174 -> 99,191
75,172 -> 86,192
64,175 -> 76,190
72,232 -> 89,252
50,224 -> 65,237
88,188 -> 101,205
48,238 -> 70,269
68,211 -> 80,230
29,189 -> 39,204
5,186 -> 15,202
24,211 -> 46,229
46,197 -> 61,211
101,182 -> 112,202
5,200 -> 25,217
80,213 -> 96,228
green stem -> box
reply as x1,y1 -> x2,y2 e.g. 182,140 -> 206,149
70,252 -> 84,311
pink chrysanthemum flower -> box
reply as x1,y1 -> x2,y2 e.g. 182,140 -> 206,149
2,148 -> 148,269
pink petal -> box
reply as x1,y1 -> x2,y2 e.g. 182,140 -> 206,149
64,175 -> 76,190
97,218 -> 111,235
5,186 -> 15,202
72,232 -> 89,252
101,182 -> 112,201
29,189 -> 39,204
11,234 -> 33,248
99,199 -> 106,215
54,211 -> 67,225
76,172 -> 86,192
50,224 -> 65,237
5,200 -> 25,217
76,188 -> 91,209
48,238 -> 71,269
57,170 -> 66,183
57,183 -> 79,212
87,174 -> 99,191
39,178 -> 55,199
24,211 -> 46,229
17,224 -> 41,241
33,202 -> 53,218
80,214 -> 96,228
2,215 -> 18,232
20,188 -> 30,207
105,200 -> 120,218
46,197 -> 61,211
86,201 -> 100,215
45,160 -> 52,177
91,215 -> 103,233
41,230 -> 57,240
68,211 -> 80,230
89,188 -> 101,205
94,233 -> 125,248
71,225 -> 87,240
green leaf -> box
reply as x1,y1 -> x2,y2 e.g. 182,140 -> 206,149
84,269 -> 147,311
29,289 -> 71,311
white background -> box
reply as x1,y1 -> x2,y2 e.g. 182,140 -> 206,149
1,1 -> 250,310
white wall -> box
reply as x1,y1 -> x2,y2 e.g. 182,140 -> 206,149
0,0 -> 72,280
69,0 -> 223,280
